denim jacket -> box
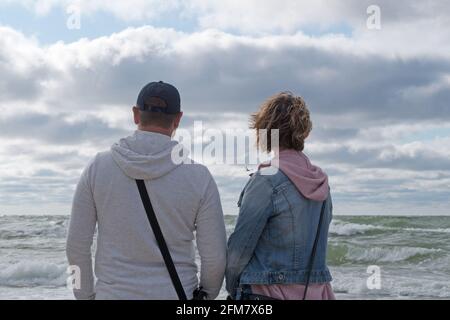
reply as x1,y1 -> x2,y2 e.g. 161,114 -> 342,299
225,167 -> 333,297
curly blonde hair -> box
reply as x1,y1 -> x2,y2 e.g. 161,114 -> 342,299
250,92 -> 312,152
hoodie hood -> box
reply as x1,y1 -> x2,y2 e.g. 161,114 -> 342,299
111,130 -> 186,180
260,149 -> 329,201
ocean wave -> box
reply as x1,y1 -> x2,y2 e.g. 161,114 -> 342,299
327,242 -> 445,266
330,267 -> 450,299
403,227 -> 450,234
345,246 -> 441,263
0,221 -> 67,240
0,262 -> 67,287
330,220 -> 450,237
329,222 -> 383,236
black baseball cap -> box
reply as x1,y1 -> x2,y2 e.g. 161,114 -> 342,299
136,81 -> 181,114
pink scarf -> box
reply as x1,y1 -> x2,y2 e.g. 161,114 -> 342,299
260,149 -> 329,201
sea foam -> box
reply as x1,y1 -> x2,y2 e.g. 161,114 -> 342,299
0,262 -> 67,287
345,246 -> 441,263
329,221 -> 382,236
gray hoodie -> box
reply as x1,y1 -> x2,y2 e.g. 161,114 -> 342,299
66,130 -> 227,300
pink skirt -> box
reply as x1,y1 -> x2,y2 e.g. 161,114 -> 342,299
251,283 -> 336,300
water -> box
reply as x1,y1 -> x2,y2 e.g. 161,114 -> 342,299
1,215 -> 450,299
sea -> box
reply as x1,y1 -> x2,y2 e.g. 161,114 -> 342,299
0,214 -> 450,300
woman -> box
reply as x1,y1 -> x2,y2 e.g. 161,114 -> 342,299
226,92 -> 335,300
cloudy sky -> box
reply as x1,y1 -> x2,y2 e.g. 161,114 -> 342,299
0,0 -> 449,215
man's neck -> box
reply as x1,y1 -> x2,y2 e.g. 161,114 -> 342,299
137,126 -> 172,137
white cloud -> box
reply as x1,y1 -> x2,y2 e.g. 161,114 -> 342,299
3,0 -> 450,58
0,2 -> 450,214
2,25 -> 449,120
6,1 -> 449,32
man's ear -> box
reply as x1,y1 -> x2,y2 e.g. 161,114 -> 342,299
132,106 -> 140,125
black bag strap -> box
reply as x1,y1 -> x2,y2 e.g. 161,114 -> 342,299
303,199 -> 327,300
136,179 -> 187,301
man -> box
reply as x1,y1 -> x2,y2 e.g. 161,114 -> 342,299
66,81 -> 227,300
